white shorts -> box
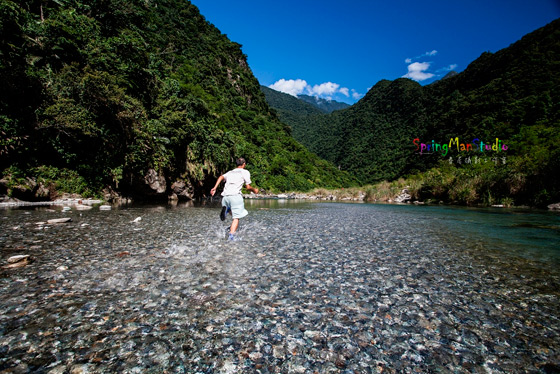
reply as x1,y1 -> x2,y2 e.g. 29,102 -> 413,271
222,195 -> 248,219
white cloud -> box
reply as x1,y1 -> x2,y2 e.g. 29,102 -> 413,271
435,63 -> 458,74
403,62 -> 434,81
403,50 -> 458,81
309,82 -> 340,96
269,79 -> 308,96
270,79 -> 361,102
405,50 -> 438,64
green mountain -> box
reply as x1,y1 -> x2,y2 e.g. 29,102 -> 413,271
0,0 -> 357,201
302,78 -> 430,182
260,86 -> 326,144
261,86 -> 324,117
296,94 -> 350,113
265,19 -> 560,207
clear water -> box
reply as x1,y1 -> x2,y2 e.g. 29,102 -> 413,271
1,201 -> 559,373
362,203 -> 560,264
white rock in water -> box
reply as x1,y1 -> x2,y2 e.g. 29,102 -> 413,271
45,365 -> 66,374
47,218 -> 72,224
8,255 -> 30,263
220,360 -> 237,374
4,255 -> 33,268
75,205 -> 93,210
131,217 -> 142,223
249,351 -> 263,361
99,205 -> 111,210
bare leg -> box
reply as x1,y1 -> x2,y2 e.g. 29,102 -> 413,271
230,218 -> 239,234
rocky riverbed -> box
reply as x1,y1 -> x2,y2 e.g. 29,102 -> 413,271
1,201 -> 559,373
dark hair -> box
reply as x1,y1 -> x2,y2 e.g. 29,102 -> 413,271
236,157 -> 246,166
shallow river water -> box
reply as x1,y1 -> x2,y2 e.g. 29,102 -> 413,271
1,200 -> 559,373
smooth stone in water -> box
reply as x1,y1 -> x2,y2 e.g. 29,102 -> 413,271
47,218 -> 72,224
3,255 -> 33,268
7,255 -> 31,264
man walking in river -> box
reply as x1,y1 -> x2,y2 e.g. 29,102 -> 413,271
210,158 -> 259,240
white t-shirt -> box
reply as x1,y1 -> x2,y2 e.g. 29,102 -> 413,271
221,168 -> 251,196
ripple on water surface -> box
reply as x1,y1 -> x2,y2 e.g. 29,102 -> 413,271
1,201 -> 559,373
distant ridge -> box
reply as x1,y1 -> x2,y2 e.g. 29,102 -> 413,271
440,71 -> 458,80
296,94 -> 350,113
260,86 -> 327,145
260,86 -> 323,117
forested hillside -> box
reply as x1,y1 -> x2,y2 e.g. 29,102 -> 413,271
266,19 -> 560,207
260,86 -> 326,144
0,0 -> 357,201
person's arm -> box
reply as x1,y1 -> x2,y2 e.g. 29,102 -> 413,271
245,184 -> 259,194
210,175 -> 225,196
243,170 -> 258,194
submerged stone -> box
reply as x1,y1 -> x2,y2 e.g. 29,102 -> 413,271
46,217 -> 72,224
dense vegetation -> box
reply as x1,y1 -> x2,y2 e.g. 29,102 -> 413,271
260,86 -> 324,144
0,0 -> 357,201
266,19 -> 560,207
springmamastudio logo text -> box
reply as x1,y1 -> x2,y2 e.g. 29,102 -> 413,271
413,137 -> 509,165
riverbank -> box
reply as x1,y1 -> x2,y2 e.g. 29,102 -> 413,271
0,196 -> 103,208
2,185 -> 560,210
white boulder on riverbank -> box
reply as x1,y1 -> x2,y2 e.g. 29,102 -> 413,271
394,188 -> 412,203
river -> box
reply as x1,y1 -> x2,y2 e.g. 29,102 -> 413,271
1,200 -> 559,373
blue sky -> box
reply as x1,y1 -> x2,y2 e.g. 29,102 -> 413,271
190,0 -> 560,104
